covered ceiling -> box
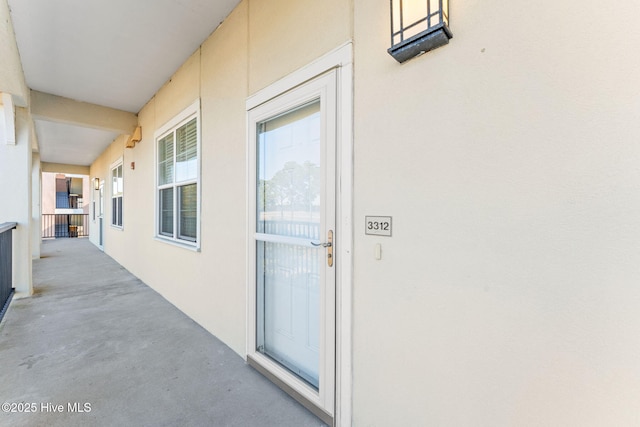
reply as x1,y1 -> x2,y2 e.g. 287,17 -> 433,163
8,0 -> 241,166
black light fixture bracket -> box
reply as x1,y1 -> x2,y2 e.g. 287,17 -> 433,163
388,0 -> 452,63
388,22 -> 452,63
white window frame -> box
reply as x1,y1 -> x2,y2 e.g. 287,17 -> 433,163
110,159 -> 124,229
154,100 -> 201,250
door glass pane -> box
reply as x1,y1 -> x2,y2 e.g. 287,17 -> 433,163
257,241 -> 320,389
179,184 -> 197,241
99,185 -> 103,216
255,99 -> 323,389
159,188 -> 173,236
256,100 -> 321,240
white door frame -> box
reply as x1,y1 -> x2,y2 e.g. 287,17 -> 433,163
246,43 -> 353,427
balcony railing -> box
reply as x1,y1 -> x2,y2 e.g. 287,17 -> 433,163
42,214 -> 89,238
0,222 -> 17,322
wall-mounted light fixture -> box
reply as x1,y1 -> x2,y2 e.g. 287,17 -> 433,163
388,0 -> 452,63
126,126 -> 142,148
94,177 -> 100,190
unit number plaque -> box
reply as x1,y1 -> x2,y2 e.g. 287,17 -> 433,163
365,216 -> 392,237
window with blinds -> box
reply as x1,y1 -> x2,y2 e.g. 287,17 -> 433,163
111,163 -> 123,227
155,107 -> 199,246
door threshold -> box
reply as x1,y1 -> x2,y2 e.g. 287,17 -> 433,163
247,355 -> 334,427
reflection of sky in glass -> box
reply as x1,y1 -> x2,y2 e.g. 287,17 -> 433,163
257,100 -> 321,238
176,158 -> 197,182
258,101 -> 320,181
255,103 -> 323,388
112,166 -> 123,196
176,118 -> 198,182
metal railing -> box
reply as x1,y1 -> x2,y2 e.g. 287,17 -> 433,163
258,220 -> 320,240
0,222 -> 17,322
42,214 -> 89,238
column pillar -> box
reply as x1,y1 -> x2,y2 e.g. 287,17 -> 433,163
0,105 -> 33,296
31,152 -> 41,259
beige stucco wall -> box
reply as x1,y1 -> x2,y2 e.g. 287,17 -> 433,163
0,0 -> 28,106
248,0 -> 352,93
41,162 -> 90,175
88,134 -> 129,251
89,0 -> 351,357
86,0 -> 640,424
81,176 -> 90,215
352,0 -> 640,426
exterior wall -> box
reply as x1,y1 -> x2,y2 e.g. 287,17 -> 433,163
84,0 -> 640,425
352,0 -> 640,426
88,134 -> 128,250
81,176 -> 89,215
41,162 -> 90,175
0,0 -> 28,106
247,0 -> 352,93
89,0 -> 352,356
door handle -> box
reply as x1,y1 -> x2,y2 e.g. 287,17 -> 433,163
311,230 -> 333,267
310,241 -> 332,248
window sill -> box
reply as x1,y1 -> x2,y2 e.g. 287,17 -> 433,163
154,236 -> 200,252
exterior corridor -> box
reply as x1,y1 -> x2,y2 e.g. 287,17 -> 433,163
0,238 -> 325,427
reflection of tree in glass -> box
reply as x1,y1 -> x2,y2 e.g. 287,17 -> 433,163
262,161 -> 320,217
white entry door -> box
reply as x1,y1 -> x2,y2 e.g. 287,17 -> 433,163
248,70 -> 337,420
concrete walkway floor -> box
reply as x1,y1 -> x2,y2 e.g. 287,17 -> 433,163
0,238 -> 326,427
